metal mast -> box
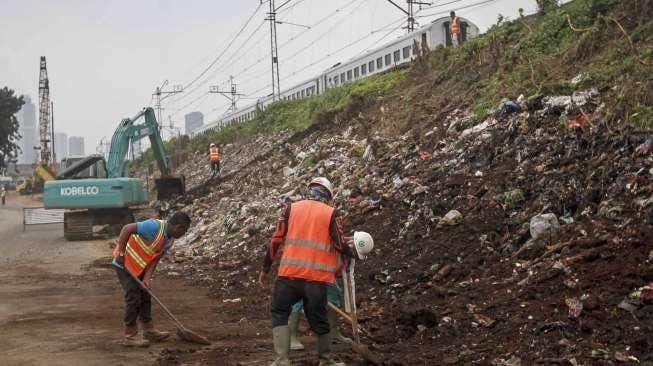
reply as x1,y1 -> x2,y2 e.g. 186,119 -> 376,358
38,56 -> 52,165
209,76 -> 245,115
265,0 -> 281,100
385,0 -> 431,32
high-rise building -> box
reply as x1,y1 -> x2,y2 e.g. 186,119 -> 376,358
54,132 -> 68,162
68,136 -> 85,156
184,112 -> 204,135
16,96 -> 37,164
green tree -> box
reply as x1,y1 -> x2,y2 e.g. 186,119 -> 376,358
0,87 -> 25,170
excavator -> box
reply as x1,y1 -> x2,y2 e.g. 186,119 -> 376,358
43,107 -> 185,240
16,163 -> 57,195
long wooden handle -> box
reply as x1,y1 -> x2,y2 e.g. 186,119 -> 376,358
328,301 -> 377,340
129,272 -> 187,331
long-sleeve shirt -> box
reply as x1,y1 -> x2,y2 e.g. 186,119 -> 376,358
262,199 -> 355,273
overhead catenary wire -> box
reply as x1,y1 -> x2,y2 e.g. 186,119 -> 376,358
165,18 -> 269,108
172,3 -> 264,105
236,0 -> 371,88
207,0 -> 368,93
416,0 -> 498,18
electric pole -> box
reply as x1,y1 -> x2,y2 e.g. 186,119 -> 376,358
152,80 -> 183,130
209,76 -> 245,115
264,0 -> 281,100
385,0 -> 432,32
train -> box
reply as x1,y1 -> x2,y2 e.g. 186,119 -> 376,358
193,16 -> 480,135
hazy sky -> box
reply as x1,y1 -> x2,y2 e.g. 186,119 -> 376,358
0,0 -> 539,153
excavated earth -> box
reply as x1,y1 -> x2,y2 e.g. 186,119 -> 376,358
153,93 -> 653,365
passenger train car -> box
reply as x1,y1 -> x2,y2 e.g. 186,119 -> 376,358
193,16 -> 479,135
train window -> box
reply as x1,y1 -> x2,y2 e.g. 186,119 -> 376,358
347,70 -> 352,80
301,90 -> 305,98
403,46 -> 410,59
369,61 -> 374,72
361,64 -> 367,75
385,54 -> 391,66
376,57 -> 382,69
341,73 -> 345,83
354,67 -> 359,78
393,50 -> 400,62
333,75 -> 338,84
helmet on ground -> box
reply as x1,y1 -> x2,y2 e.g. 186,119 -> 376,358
353,231 -> 374,260
308,177 -> 333,199
210,143 -> 216,147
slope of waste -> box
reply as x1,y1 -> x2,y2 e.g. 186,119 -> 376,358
145,1 -> 653,364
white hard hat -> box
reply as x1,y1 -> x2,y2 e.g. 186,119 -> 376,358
308,177 -> 333,199
353,231 -> 374,259
210,143 -> 216,147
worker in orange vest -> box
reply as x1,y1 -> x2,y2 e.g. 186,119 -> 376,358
259,177 -> 358,366
209,143 -> 220,175
112,211 -> 191,347
449,11 -> 461,47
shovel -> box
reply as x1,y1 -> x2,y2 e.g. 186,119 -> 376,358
129,273 -> 211,345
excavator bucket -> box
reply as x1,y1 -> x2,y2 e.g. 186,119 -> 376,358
155,177 -> 185,200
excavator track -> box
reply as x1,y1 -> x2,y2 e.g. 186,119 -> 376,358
64,211 -> 93,241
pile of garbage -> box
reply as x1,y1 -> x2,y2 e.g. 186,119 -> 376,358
155,82 -> 653,363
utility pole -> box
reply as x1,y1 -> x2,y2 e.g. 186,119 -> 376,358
264,0 -> 281,100
209,76 -> 245,115
152,80 -> 183,130
385,0 -> 431,32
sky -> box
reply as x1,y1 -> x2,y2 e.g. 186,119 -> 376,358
0,0 -> 540,154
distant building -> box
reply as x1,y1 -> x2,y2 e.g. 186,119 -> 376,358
184,112 -> 204,135
16,96 -> 37,164
54,132 -> 68,162
68,136 -> 85,156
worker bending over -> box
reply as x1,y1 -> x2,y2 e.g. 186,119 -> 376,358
112,211 -> 191,347
209,143 -> 220,176
260,177 -> 357,366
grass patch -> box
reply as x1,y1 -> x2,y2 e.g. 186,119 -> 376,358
132,70 -> 406,170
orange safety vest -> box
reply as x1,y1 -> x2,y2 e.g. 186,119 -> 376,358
278,200 -> 338,283
450,16 -> 461,35
209,146 -> 220,162
113,220 -> 167,277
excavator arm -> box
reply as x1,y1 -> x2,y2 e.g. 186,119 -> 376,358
107,107 -> 171,178
106,107 -> 184,199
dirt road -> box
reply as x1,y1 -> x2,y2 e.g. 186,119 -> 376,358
0,193 -> 354,366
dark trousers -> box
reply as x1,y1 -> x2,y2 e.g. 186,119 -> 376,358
211,161 -> 220,173
271,277 -> 329,335
115,266 -> 152,327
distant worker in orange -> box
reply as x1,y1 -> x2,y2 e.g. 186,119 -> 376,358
209,143 -> 220,176
449,11 -> 461,48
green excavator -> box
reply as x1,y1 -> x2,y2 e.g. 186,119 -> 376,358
43,107 -> 185,240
